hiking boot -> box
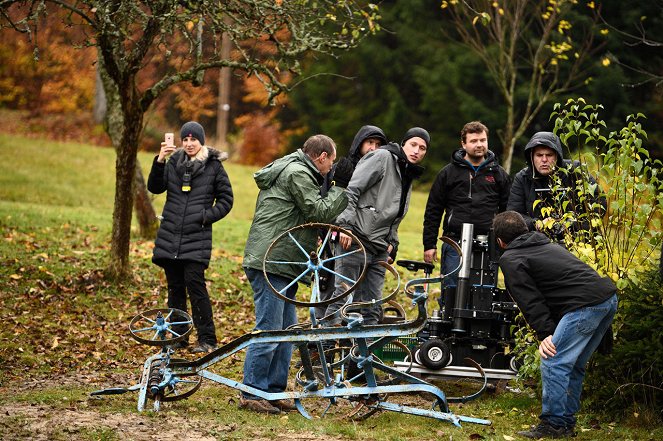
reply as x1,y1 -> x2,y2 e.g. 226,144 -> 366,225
269,399 -> 298,412
190,342 -> 216,354
516,422 -> 574,439
238,397 -> 281,414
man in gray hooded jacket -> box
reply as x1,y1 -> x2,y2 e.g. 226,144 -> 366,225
507,131 -> 606,239
324,127 -> 429,326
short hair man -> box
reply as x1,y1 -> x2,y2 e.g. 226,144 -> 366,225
240,134 -> 352,414
507,131 -> 606,239
324,127 -> 429,326
423,121 -> 510,289
493,211 -> 617,439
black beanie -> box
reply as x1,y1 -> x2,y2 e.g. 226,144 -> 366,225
401,127 -> 430,148
180,121 -> 205,145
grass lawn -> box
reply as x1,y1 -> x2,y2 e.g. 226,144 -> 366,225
0,133 -> 660,440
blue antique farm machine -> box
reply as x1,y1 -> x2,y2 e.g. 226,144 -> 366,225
92,223 -> 494,426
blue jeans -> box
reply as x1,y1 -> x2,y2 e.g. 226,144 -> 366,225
540,293 -> 617,428
242,267 -> 298,399
324,242 -> 388,326
441,242 -> 460,288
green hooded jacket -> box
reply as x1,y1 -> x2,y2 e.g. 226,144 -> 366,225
243,149 -> 348,279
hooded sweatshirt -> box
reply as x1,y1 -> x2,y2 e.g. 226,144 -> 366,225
423,148 -> 510,248
507,131 -> 606,231
499,231 -> 616,340
320,125 -> 387,197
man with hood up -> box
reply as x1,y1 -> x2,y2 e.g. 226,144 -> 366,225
324,127 -> 429,326
423,121 -> 511,293
315,125 -> 387,319
240,134 -> 353,414
507,131 -> 606,238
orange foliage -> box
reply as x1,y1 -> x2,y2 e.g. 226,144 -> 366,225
0,5 -> 96,115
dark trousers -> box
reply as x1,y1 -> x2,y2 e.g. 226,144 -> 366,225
163,260 -> 216,345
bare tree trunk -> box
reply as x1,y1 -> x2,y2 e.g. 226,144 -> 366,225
134,165 -> 158,239
216,21 -> 232,151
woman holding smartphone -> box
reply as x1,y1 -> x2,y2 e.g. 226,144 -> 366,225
148,121 -> 234,353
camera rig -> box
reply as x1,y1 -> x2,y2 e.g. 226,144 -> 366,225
395,223 -> 521,381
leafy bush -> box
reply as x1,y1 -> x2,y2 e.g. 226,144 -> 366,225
584,270 -> 663,421
512,99 -> 663,421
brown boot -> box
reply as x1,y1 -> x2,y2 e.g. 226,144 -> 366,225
270,399 -> 297,412
238,397 -> 281,414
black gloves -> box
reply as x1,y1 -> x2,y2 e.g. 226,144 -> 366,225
333,157 -> 354,188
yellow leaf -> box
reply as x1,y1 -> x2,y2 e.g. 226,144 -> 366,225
504,435 -> 516,440
602,57 -> 611,67
10,274 -> 22,280
51,337 -> 59,349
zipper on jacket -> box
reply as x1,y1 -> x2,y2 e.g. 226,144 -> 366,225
176,189 -> 191,259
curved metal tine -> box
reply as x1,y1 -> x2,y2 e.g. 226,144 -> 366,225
165,309 -> 174,321
169,330 -> 182,338
288,231 -> 311,260
169,321 -> 191,326
152,329 -> 160,340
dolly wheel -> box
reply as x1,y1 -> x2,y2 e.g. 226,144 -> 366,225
418,339 -> 451,370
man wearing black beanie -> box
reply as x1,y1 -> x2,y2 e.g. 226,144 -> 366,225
325,127 -> 429,326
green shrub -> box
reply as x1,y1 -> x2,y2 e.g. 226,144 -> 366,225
584,270 -> 663,421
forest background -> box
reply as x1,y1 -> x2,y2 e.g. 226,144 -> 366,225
1,0 -> 662,176
0,0 -> 662,439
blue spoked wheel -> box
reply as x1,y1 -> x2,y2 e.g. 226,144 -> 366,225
129,308 -> 193,347
262,223 -> 367,307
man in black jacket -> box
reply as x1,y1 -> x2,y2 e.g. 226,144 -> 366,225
507,131 -> 606,240
423,121 -> 510,290
493,211 -> 617,439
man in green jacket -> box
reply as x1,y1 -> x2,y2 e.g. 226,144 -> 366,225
240,134 -> 352,414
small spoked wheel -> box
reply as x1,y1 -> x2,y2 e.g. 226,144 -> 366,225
129,308 -> 193,347
263,223 -> 367,307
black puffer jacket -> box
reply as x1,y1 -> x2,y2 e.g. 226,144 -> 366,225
423,149 -> 510,248
499,231 -> 616,340
148,147 -> 233,267
507,131 -> 606,231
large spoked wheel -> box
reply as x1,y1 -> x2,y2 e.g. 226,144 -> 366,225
263,223 -> 367,307
129,308 -> 193,347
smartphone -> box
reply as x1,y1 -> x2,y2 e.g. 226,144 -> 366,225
164,132 -> 174,146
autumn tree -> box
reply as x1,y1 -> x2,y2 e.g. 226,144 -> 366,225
441,0 -> 605,172
0,0 -> 379,278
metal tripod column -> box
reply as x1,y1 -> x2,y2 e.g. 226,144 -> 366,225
451,223 -> 473,333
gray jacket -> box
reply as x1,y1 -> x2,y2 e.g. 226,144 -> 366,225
336,147 -> 410,254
